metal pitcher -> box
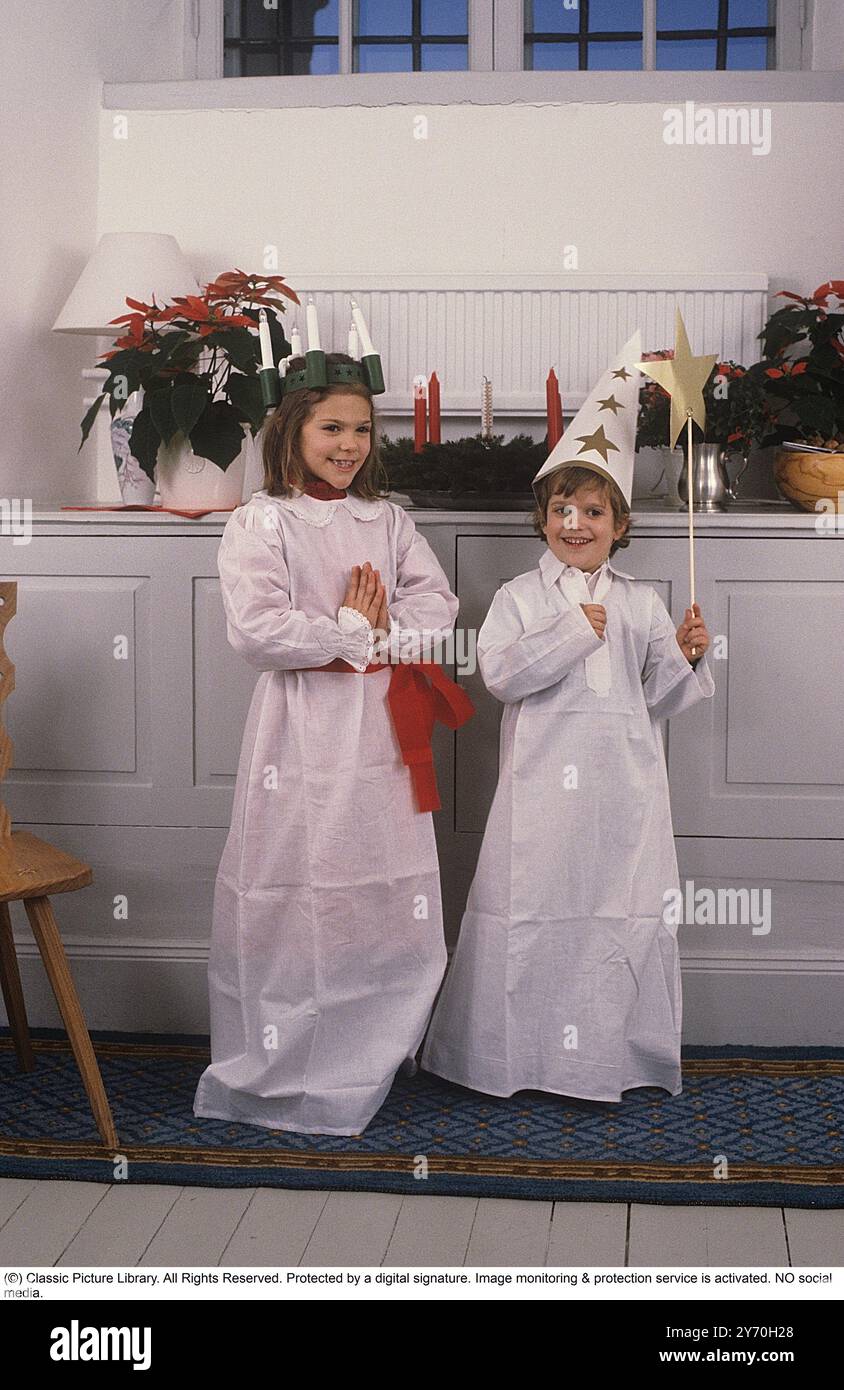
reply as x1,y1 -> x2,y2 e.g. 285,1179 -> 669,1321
678,443 -> 741,511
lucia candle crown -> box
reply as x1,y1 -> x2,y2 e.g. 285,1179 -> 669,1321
258,297 -> 385,408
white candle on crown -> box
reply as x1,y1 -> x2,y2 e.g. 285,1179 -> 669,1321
347,321 -> 359,359
290,323 -> 303,356
349,299 -> 375,358
306,297 -> 321,352
258,310 -> 274,370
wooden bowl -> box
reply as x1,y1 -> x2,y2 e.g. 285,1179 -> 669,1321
774,449 -> 844,512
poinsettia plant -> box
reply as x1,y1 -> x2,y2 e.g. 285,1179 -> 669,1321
752,279 -> 844,449
79,269 -> 299,475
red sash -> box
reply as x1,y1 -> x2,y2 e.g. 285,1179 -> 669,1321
296,658 -> 475,813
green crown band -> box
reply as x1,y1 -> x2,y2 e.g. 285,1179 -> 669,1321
259,351 -> 386,409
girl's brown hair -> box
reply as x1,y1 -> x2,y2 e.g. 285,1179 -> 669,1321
261,352 -> 391,499
531,465 -> 632,556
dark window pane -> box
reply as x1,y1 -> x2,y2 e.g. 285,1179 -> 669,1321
356,42 -> 414,70
290,0 -> 339,39
728,0 -> 774,25
242,48 -> 282,75
288,42 -> 339,73
241,0 -> 278,40
657,0 -> 719,27
526,1 -> 579,34
224,45 -> 241,75
223,0 -> 241,40
527,40 -> 580,69
657,38 -> 718,67
421,0 -> 468,35
589,0 -> 643,31
588,39 -> 643,68
356,0 -> 412,36
726,35 -> 771,67
420,42 -> 468,69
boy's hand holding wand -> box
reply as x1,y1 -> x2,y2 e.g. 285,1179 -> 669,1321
637,309 -> 717,663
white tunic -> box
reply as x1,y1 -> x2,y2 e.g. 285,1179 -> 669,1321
421,548 -> 715,1104
193,488 -> 459,1136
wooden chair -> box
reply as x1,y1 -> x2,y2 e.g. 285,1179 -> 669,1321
0,581 -> 118,1149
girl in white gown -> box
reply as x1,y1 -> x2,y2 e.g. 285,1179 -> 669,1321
193,352 -> 472,1136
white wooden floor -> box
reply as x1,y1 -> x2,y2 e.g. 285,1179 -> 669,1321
0,1179 -> 841,1266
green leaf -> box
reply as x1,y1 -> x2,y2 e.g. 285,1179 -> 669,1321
226,371 -> 265,430
189,401 -> 245,470
171,379 -> 209,437
128,409 -> 162,482
201,327 -> 257,373
79,393 -> 105,451
148,388 -> 179,445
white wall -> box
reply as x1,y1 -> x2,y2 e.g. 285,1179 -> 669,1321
97,99 -> 843,305
0,1 -> 186,506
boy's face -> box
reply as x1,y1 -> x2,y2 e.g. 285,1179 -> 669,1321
542,481 -> 627,573
298,393 -> 372,488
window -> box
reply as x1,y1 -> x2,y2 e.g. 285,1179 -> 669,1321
525,0 -> 645,72
354,0 -> 469,72
525,0 -> 777,72
218,0 -> 800,77
224,1 -> 340,76
655,0 -> 776,71
223,0 -> 469,76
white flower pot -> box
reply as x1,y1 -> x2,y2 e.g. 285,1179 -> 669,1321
156,431 -> 247,510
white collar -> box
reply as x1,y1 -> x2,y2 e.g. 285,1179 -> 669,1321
254,488 -> 384,529
539,548 -> 635,589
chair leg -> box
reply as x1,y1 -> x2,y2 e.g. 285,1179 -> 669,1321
23,895 -> 119,1150
0,901 -> 35,1071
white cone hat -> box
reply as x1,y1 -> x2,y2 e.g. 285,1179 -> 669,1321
532,330 -> 642,507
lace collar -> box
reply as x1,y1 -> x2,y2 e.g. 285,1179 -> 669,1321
253,488 -> 385,529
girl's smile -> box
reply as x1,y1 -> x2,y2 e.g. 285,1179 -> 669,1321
298,393 -> 373,487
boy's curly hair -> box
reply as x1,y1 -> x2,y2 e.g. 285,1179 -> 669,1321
261,352 -> 391,500
531,465 -> 632,556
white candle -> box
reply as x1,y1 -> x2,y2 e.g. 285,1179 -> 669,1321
258,310 -> 274,370
347,321 -> 359,359
306,297 -> 321,352
349,298 -> 375,358
290,322 -> 303,356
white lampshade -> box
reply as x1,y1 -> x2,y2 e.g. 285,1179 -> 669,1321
52,232 -> 199,335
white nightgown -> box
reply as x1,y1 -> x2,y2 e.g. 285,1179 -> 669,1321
193,487 -> 459,1136
421,546 -> 715,1103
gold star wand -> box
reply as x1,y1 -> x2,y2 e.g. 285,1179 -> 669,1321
637,309 -> 716,656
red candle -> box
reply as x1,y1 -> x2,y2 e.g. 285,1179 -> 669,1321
546,368 -> 563,449
413,377 -> 427,453
428,371 -> 441,444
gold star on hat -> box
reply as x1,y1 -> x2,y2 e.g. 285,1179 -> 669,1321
576,424 -> 619,465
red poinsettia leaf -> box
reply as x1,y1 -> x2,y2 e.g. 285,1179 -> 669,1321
812,280 -> 844,303
776,290 -> 808,302
791,360 -> 808,373
765,367 -> 784,378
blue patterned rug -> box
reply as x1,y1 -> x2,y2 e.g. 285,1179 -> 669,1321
2,1030 -> 843,1206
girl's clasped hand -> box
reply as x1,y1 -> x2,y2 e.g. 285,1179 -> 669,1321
343,560 -> 390,633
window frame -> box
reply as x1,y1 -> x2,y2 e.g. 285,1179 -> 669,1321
180,0 -> 814,89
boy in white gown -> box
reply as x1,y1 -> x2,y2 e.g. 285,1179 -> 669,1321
421,331 -> 714,1103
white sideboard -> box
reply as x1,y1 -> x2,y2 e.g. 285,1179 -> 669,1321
1,499 -> 842,1045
